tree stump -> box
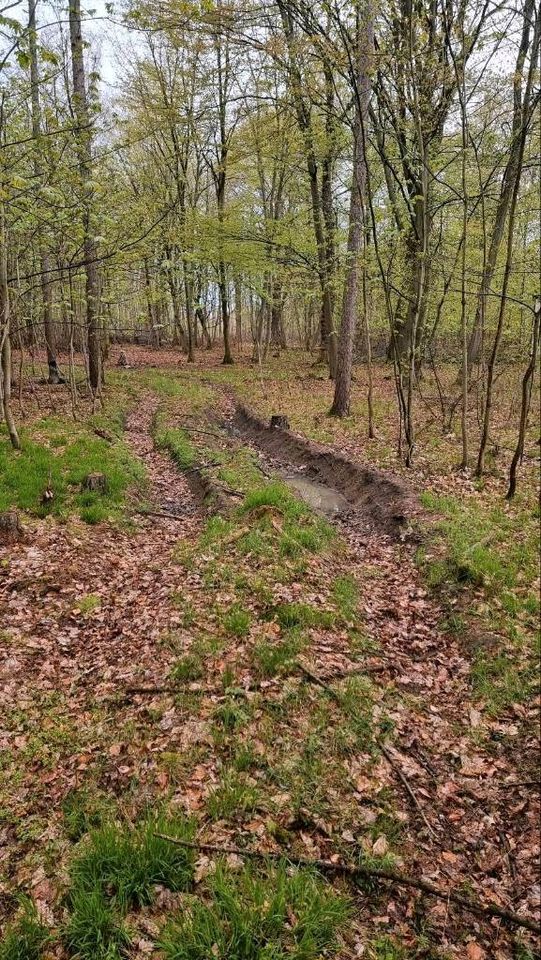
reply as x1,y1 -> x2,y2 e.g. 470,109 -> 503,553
83,473 -> 108,494
0,511 -> 24,545
270,415 -> 290,430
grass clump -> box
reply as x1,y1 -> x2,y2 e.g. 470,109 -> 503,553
62,787 -> 114,842
222,604 -> 252,638
69,814 -> 195,910
206,772 -> 260,820
253,634 -> 306,677
274,602 -> 335,631
170,653 -> 204,683
64,889 -> 131,960
159,862 -> 350,960
212,700 -> 250,732
471,651 -> 536,715
154,421 -> 196,470
331,575 -> 359,621
0,899 -> 50,960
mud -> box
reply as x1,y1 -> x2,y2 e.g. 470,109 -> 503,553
233,402 -> 416,537
280,472 -> 350,518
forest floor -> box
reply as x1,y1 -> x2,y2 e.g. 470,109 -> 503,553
0,345 -> 539,960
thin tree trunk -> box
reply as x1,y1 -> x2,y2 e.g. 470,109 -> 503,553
69,0 -> 100,393
476,4 -> 539,476
330,4 -> 373,417
0,202 -> 20,449
29,0 -> 59,384
506,300 -> 540,499
467,0 -> 537,367
277,0 -> 336,377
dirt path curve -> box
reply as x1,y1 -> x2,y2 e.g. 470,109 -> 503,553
124,396 -> 199,518
0,396 -> 204,886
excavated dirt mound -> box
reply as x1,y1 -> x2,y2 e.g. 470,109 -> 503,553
234,403 -> 417,537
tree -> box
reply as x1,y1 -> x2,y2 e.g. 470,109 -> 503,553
69,0 -> 100,393
330,0 -> 374,417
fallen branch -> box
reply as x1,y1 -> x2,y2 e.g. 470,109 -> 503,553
154,836 -> 541,935
297,662 -> 438,838
378,743 -> 438,839
135,510 -> 186,522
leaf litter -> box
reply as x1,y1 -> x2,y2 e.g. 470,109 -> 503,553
0,354 -> 538,959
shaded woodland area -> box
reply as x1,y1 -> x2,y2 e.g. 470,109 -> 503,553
0,1 -> 540,959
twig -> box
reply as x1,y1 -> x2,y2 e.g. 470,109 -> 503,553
135,509 -> 187,522
378,743 -> 438,839
297,662 -> 438,838
154,836 -> 541,934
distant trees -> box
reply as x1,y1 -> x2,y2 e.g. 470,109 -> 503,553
0,0 -> 538,490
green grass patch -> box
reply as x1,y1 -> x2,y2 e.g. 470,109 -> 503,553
222,604 -> 252,638
64,889 -> 131,960
0,404 -> 145,523
419,491 -> 538,613
253,634 -> 306,677
169,652 -> 205,683
69,814 -> 195,910
273,602 -> 335,631
419,490 -> 539,714
206,772 -> 261,820
154,418 -> 197,470
159,861 -> 350,959
0,899 -> 50,960
331,575 -> 359,621
62,787 -> 115,842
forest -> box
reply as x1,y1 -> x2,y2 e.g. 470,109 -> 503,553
0,0 -> 539,957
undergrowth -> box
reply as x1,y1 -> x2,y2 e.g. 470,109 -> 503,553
0,393 -> 144,523
0,900 -> 50,960
419,490 -> 539,714
159,862 -> 350,960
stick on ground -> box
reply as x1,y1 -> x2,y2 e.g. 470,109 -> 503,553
154,835 -> 540,935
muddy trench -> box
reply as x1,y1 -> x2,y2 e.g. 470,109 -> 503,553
230,402 -> 417,537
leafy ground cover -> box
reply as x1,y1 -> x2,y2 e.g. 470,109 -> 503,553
0,347 -> 539,959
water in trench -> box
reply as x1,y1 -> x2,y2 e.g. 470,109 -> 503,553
281,471 -> 350,517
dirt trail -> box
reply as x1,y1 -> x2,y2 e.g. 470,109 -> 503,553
226,395 -> 540,942
124,397 -> 200,518
0,397 -> 203,880
1,380 -> 538,955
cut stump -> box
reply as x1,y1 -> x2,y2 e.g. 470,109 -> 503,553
0,511 -> 24,544
270,415 -> 290,430
83,472 -> 108,494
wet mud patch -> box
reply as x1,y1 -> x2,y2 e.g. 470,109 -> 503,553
233,402 -> 417,537
279,471 -> 350,518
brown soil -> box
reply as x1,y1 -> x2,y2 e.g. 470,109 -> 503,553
233,402 -> 418,537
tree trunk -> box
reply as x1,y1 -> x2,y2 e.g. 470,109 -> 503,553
234,276 -> 242,347
69,0 -> 100,393
506,301 -> 540,499
277,0 -> 336,377
330,3 -> 373,417
467,0 -> 537,367
29,0 -> 59,384
0,202 -> 20,449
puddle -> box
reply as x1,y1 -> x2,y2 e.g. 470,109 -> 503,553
281,472 -> 350,517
